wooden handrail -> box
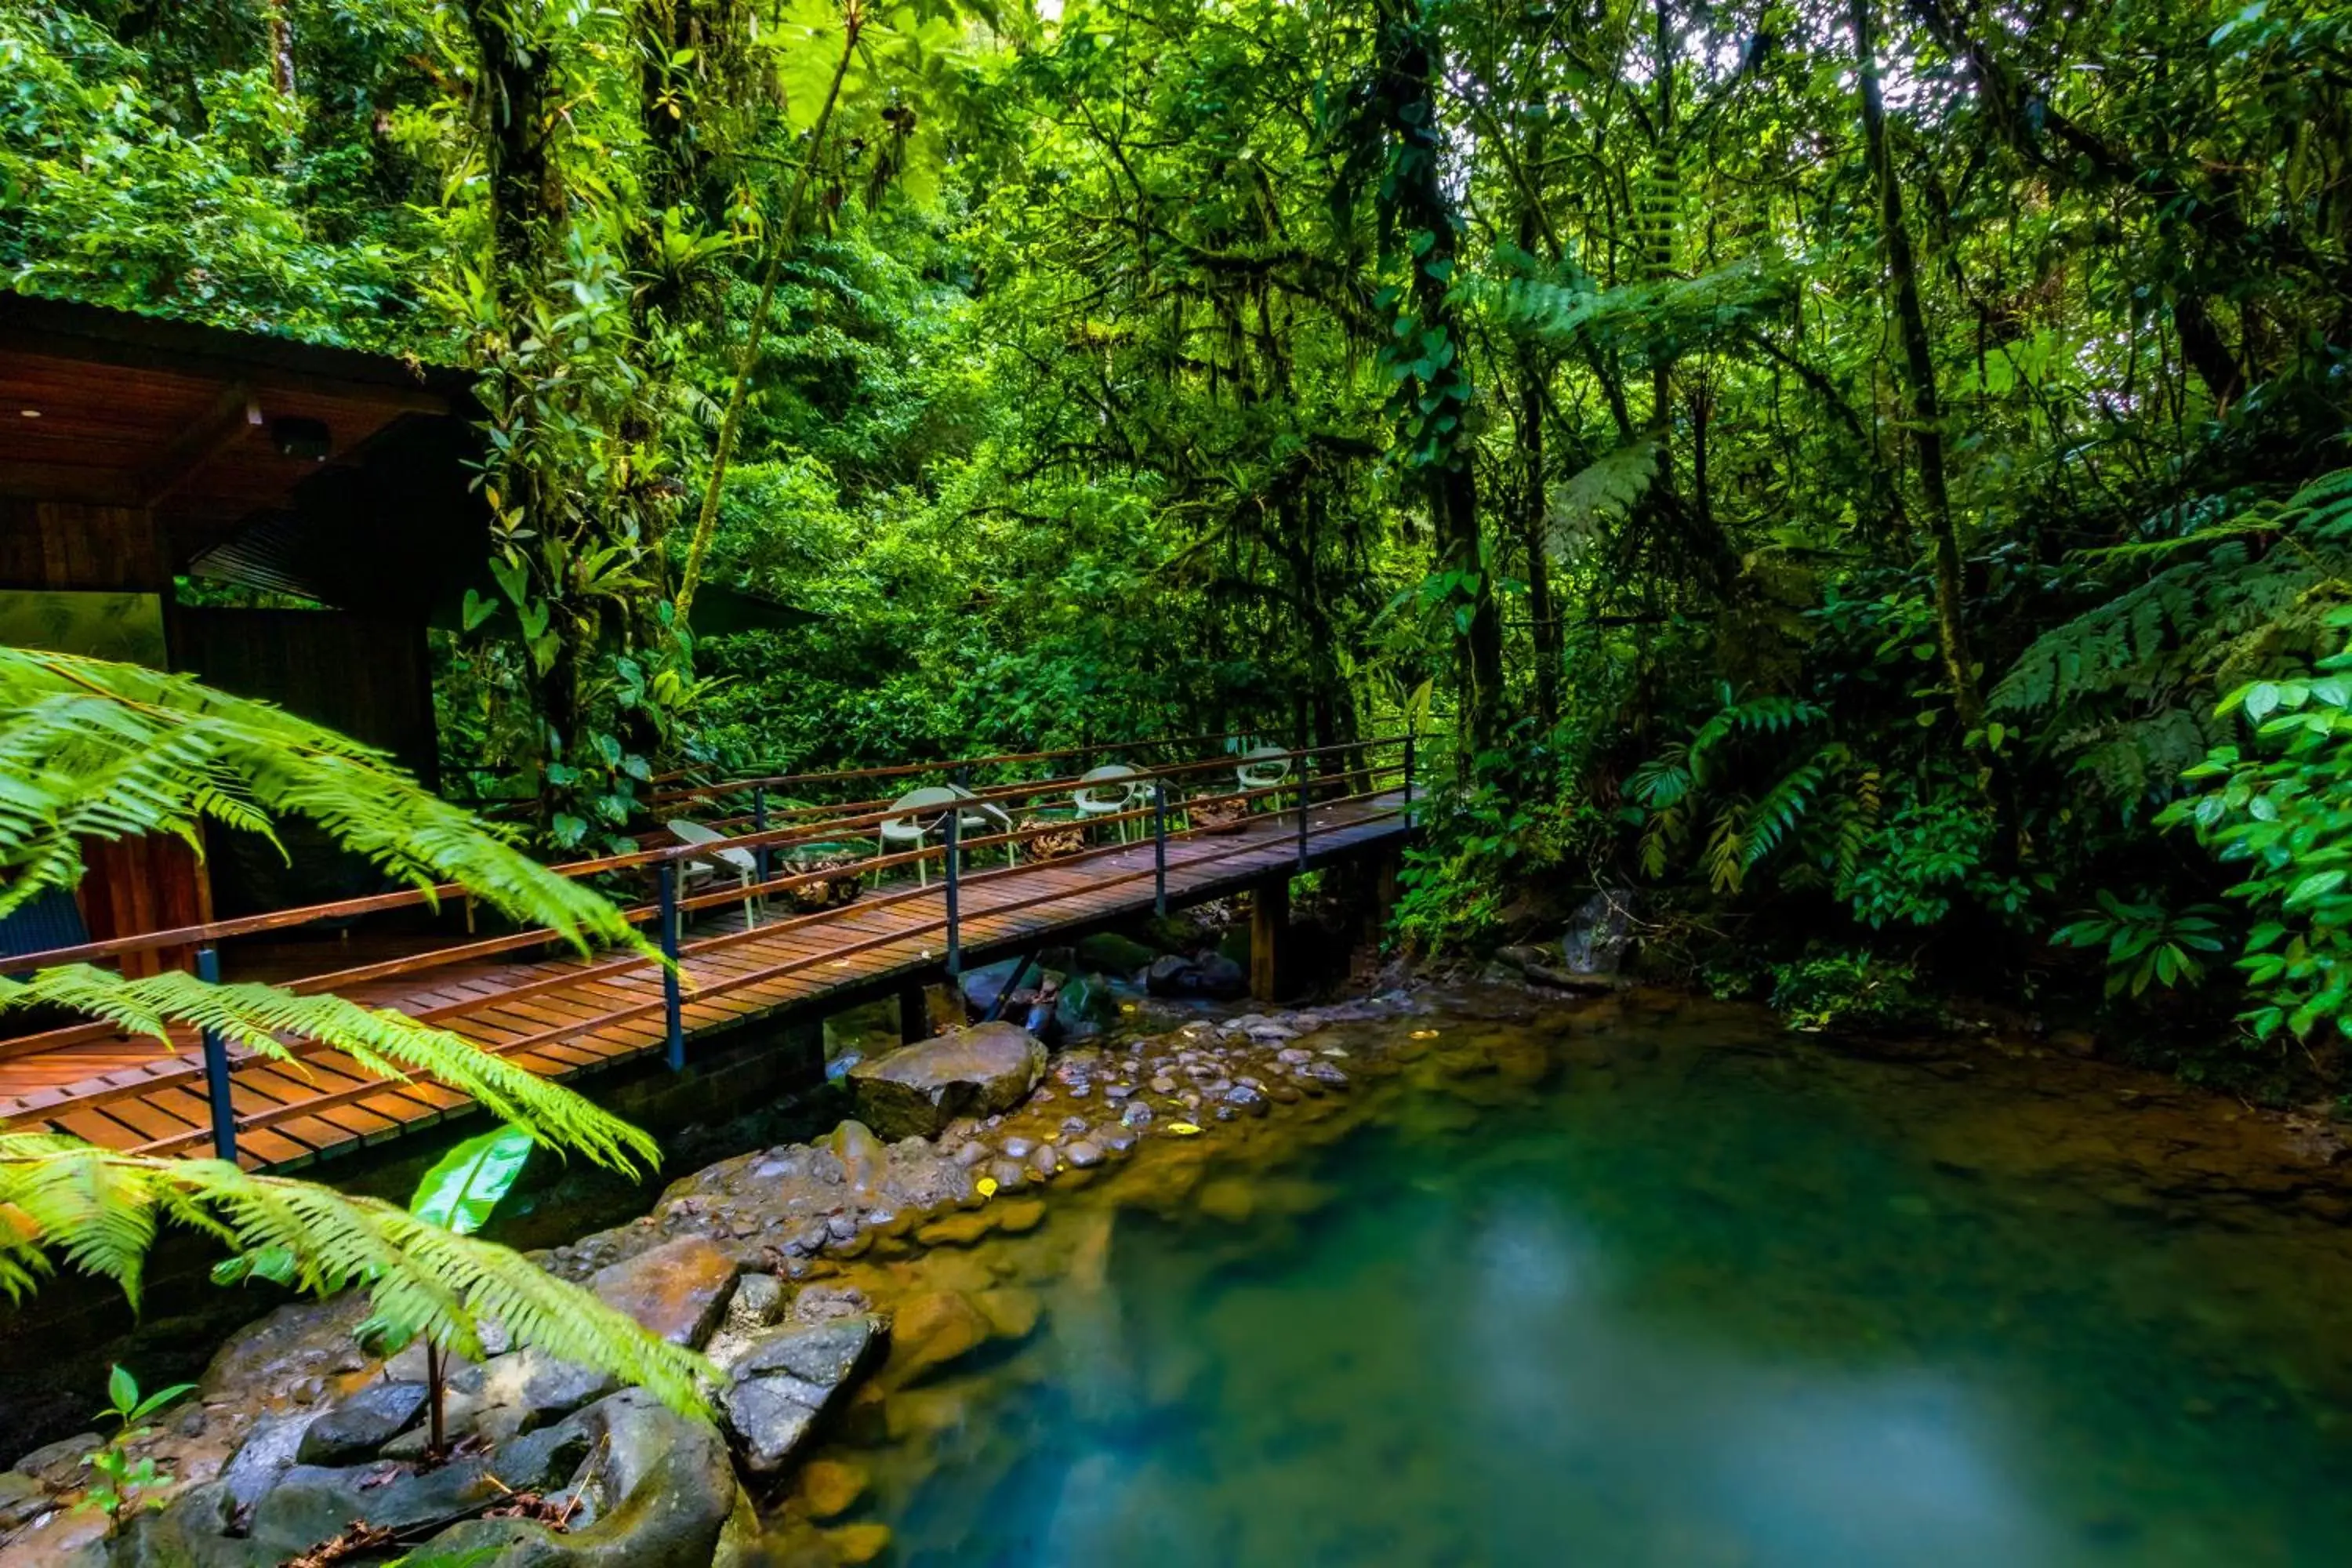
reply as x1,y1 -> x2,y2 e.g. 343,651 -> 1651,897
648,728 -> 1259,801
0,735 -> 1407,973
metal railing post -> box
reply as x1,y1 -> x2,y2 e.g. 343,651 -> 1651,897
944,808 -> 962,978
1296,757 -> 1310,872
751,784 -> 770,884
659,862 -> 684,1071
1403,731 -> 1417,828
195,945 -> 237,1162
1153,776 -> 1169,916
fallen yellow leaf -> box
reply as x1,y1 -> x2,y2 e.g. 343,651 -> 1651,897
976,1177 -> 999,1198
1166,1123 -> 1204,1137
1410,1029 -> 1440,1039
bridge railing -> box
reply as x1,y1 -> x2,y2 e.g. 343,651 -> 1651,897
2,733 -> 1419,1163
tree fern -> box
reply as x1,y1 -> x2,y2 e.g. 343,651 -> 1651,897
1545,437 -> 1661,567
1991,469 -> 2352,805
0,648 -> 639,949
0,1133 -> 713,1417
0,966 -> 655,1174
1471,258 -> 1792,364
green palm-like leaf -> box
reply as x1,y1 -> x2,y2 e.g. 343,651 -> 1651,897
411,1126 -> 535,1237
0,1133 -> 713,1417
0,647 -> 637,950
0,965 -> 654,1175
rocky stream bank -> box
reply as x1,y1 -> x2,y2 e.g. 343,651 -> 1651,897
10,906 -> 2352,1566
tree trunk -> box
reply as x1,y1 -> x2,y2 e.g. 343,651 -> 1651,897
264,0 -> 298,101
1850,0 -> 1983,728
1376,0 -> 1502,759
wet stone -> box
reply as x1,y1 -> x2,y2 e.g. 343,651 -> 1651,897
1065,1141 -> 1105,1168
987,1158 -> 1030,1192
1001,1136 -> 1036,1161
1122,1101 -> 1155,1127
953,1140 -> 993,1167
590,1235 -> 739,1348
296,1381 -> 426,1465
1029,1144 -> 1061,1178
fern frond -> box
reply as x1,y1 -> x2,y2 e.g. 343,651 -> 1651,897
1628,741 -> 1694,808
1474,258 -> 1793,364
0,1134 -> 713,1417
1743,750 -> 1829,868
1544,438 -> 1661,566
0,966 -> 656,1176
1704,804 -> 1750,894
0,648 -> 639,952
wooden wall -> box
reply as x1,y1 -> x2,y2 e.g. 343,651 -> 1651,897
0,499 -> 166,591
168,607 -> 440,916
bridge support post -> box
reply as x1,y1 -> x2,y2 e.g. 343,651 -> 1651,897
1403,730 -> 1416,827
1250,875 -> 1290,1003
659,862 -> 684,1071
196,945 -> 237,1163
898,982 -> 930,1044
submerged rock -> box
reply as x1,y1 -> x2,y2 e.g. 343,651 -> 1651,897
797,1457 -> 869,1520
884,1291 -> 993,1387
848,1023 -> 1047,1140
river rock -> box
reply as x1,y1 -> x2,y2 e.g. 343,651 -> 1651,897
445,1345 -> 618,1443
0,1470 -> 44,1534
399,1390 -> 749,1568
1076,931 -> 1158,975
1559,888 -> 1636,975
214,1413 -> 314,1511
1029,1144 -> 1060,1178
11,1432 -> 97,1488
1065,1139 -> 1105,1167
722,1318 -> 879,1473
590,1234 -> 739,1348
848,1023 -> 1047,1140
245,1417 -> 593,1558
295,1380 -> 427,1465
824,1119 -> 891,1193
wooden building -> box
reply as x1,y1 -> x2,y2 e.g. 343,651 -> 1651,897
0,292 -> 488,962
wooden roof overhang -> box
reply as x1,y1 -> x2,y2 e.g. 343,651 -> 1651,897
0,292 -> 485,612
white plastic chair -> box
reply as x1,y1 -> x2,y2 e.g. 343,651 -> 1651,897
877,785 -> 1013,884
666,818 -> 760,926
1072,764 -> 1148,842
1235,745 -> 1293,811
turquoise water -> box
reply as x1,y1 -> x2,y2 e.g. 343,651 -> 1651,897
858,1010 -> 2352,1566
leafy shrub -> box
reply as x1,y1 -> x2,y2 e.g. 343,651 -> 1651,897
2052,890 -> 2229,997
1767,950 -> 1942,1033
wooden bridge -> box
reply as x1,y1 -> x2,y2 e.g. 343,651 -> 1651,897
0,737 -> 1417,1172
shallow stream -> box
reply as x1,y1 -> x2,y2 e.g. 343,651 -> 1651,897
794,994 -> 2352,1566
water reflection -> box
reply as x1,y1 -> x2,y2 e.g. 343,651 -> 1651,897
866,1010 -> 2352,1566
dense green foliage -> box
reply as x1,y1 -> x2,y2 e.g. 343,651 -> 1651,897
6,0 -> 2350,1083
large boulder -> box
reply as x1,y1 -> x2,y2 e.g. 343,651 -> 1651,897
1559,888 -> 1637,975
590,1235 -> 739,1348
847,1022 -> 1045,1140
720,1317 -> 880,1473
1076,931 -> 1157,976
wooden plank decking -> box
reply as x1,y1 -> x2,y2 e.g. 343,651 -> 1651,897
0,790 -> 1412,1171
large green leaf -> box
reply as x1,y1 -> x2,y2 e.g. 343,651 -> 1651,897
409,1126 -> 535,1237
